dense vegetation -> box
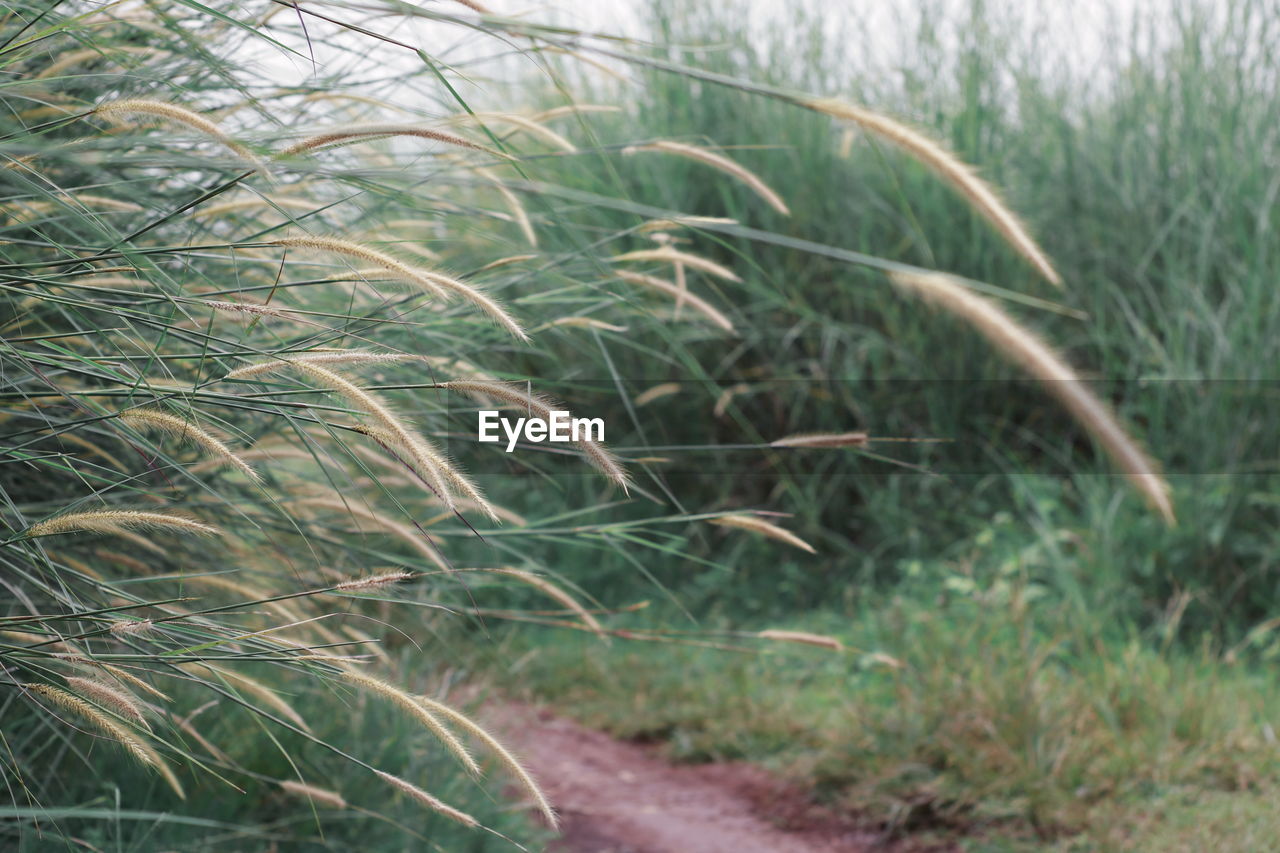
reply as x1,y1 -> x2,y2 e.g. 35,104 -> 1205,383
2,0 -> 1276,850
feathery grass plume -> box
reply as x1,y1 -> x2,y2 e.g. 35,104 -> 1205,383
201,301 -> 317,327
532,104 -> 622,122
268,235 -> 449,298
770,431 -> 869,448
120,408 -> 259,481
487,568 -> 607,640
25,510 -> 220,538
889,270 -> 1174,523
614,270 -> 735,333
48,274 -> 149,290
65,676 -> 151,728
26,683 -> 184,798
449,0 -> 491,14
278,123 -> 505,159
636,216 -> 739,233
280,780 -> 348,809
236,359 -> 457,510
190,195 -> 319,220
226,351 -> 418,380
441,379 -> 630,490
172,710 -> 234,766
351,423 -> 499,523
709,514 -> 816,554
623,141 -> 790,215
374,770 -> 478,827
476,253 -> 538,272
417,695 -> 558,829
634,382 -> 682,407
93,98 -> 263,171
611,247 -> 742,283
268,236 -> 527,339
757,629 -> 844,652
545,316 -> 629,333
180,663 -> 310,732
449,112 -> 577,152
333,570 -> 414,593
475,167 -> 538,247
803,97 -> 1062,287
92,662 -> 170,702
292,496 -> 449,570
341,672 -> 479,775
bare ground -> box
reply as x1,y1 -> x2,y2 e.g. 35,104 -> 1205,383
489,702 -> 950,853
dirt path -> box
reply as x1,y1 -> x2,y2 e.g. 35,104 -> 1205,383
489,703 -> 887,853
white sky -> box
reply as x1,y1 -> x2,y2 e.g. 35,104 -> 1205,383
254,0 -> 1237,107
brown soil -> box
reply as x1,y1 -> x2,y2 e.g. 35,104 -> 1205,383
489,702 -> 955,853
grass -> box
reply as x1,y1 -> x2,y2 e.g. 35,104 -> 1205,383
4,0 -> 1277,849
501,593 -> 1280,849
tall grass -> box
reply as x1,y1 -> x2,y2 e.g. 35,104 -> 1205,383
517,0 -> 1280,632
3,0 -> 1260,848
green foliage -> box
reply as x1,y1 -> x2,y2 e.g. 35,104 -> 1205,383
4,0 -> 1276,849
514,0 -> 1280,628
507,593 -> 1280,848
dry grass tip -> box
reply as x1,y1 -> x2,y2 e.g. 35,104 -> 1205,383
803,97 -> 1061,287
708,514 -> 816,554
889,270 -> 1173,523
624,141 -> 789,215
25,510 -> 220,538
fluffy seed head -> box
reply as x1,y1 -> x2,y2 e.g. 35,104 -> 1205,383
65,676 -> 150,728
770,432 -> 869,449
709,514 -> 816,554
417,695 -> 558,829
294,497 -> 449,571
120,408 -> 259,481
342,672 -> 479,775
278,123 -> 506,159
226,351 -> 418,380
890,270 -> 1173,523
280,780 -> 348,809
26,683 -> 184,798
624,141 -> 789,215
804,97 -> 1061,287
374,770 -> 478,827
109,618 -> 155,637
612,247 -> 741,283
269,236 -> 526,339
547,317 -> 629,333
450,112 -> 577,152
757,629 -> 843,651
613,271 -> 735,333
95,98 -> 263,172
488,568 -> 606,640
333,570 -> 415,592
25,510 -> 220,538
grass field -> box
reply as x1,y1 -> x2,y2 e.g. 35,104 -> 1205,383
2,0 -> 1276,850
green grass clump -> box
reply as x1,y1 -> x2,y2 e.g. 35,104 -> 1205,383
505,591 -> 1280,849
